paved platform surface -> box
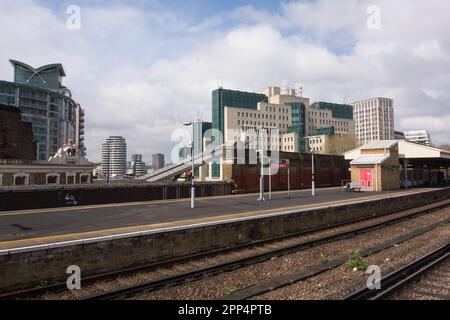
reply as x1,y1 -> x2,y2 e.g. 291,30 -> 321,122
0,187 -> 439,250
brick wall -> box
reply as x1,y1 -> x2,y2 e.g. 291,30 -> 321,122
0,104 -> 36,160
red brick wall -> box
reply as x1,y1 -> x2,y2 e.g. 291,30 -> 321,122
0,104 -> 36,160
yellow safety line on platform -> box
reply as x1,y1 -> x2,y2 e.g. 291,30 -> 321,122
0,187 -> 343,217
0,188 -> 435,249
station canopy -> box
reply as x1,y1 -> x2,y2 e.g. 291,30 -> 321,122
345,140 -> 450,168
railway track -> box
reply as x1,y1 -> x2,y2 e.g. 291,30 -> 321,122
1,198 -> 449,300
82,199 -> 450,300
344,243 -> 450,300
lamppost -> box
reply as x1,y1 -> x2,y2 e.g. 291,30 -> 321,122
304,137 -> 315,197
269,157 -> 272,200
184,122 -> 195,209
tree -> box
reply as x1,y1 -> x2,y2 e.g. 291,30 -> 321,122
325,134 -> 358,156
438,144 -> 450,151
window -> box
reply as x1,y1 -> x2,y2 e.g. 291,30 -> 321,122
67,175 -> 75,185
15,176 -> 27,186
80,174 -> 90,184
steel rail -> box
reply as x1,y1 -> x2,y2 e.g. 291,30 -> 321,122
1,198 -> 449,300
79,200 -> 450,300
344,243 -> 450,300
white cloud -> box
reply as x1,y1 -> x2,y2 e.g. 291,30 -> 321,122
1,0 -> 450,163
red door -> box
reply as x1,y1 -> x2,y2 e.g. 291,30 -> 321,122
360,169 -> 374,191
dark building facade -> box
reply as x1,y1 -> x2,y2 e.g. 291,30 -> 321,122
0,103 -> 37,160
310,102 -> 354,120
152,153 -> 165,170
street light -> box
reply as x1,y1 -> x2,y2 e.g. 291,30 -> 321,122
304,137 -> 315,197
269,157 -> 272,200
184,122 -> 195,209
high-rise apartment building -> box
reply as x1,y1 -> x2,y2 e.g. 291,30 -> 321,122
101,136 -> 127,178
404,130 -> 431,145
0,60 -> 85,160
352,97 -> 394,145
131,154 -> 147,177
152,153 -> 165,170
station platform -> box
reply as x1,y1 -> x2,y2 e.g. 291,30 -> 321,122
0,187 -> 441,251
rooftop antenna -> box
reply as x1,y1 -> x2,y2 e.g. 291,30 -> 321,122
197,109 -> 204,122
280,80 -> 289,95
216,76 -> 223,89
295,82 -> 303,97
343,94 -> 349,105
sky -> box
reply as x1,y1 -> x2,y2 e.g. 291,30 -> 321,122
1,0 -> 450,162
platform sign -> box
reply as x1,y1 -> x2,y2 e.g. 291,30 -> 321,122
273,159 -> 289,170
278,162 -> 288,170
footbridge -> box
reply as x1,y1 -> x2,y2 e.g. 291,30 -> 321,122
139,144 -> 226,182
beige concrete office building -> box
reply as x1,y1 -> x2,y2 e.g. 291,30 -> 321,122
222,86 -> 355,153
306,134 -> 329,154
352,97 -> 395,145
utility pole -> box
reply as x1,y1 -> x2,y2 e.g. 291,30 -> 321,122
312,150 -> 315,196
184,122 -> 196,209
304,137 -> 315,197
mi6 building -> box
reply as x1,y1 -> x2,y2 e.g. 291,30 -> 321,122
198,86 -> 354,179
213,86 -> 354,153
0,60 -> 85,160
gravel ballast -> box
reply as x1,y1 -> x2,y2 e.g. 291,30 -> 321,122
133,207 -> 450,300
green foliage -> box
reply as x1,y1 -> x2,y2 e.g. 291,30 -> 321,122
348,250 -> 368,271
226,287 -> 237,295
319,253 -> 328,265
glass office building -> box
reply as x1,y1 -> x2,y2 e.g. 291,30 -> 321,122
193,121 -> 212,156
310,102 -> 353,120
212,88 -> 268,134
0,60 -> 85,160
314,126 -> 335,136
286,102 -> 307,153
211,88 -> 268,177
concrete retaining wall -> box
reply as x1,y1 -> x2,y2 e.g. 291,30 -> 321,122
1,187 -> 449,294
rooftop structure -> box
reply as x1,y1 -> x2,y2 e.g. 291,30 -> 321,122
404,130 -> 431,145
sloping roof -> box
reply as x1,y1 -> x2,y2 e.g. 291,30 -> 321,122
350,154 -> 390,165
398,140 -> 450,159
345,139 -> 450,162
361,140 -> 398,150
